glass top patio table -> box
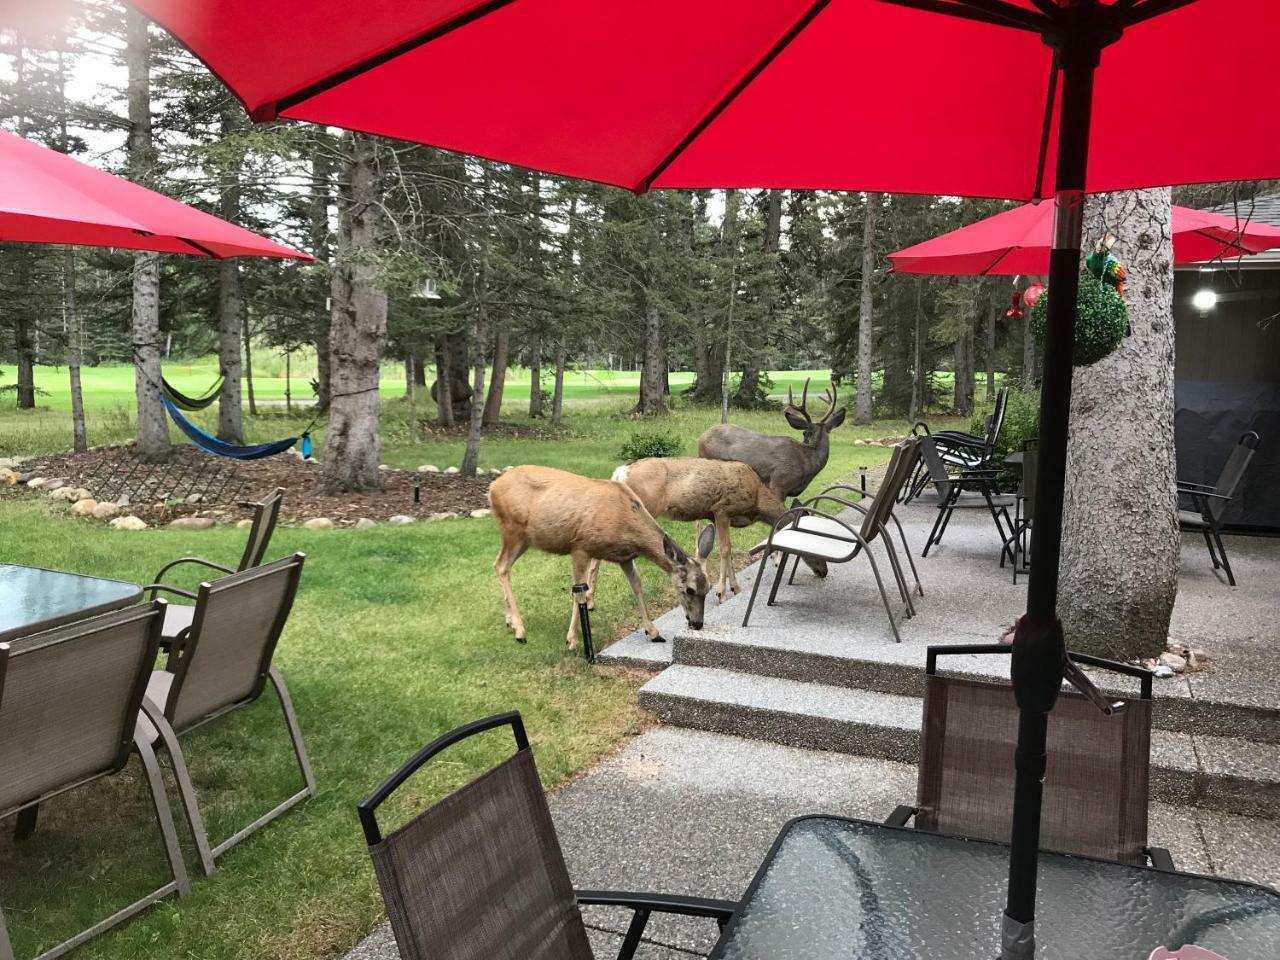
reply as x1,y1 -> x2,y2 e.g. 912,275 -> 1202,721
710,816 -> 1280,960
0,563 -> 142,643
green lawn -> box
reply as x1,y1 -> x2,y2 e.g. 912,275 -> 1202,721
0,363 -> 976,959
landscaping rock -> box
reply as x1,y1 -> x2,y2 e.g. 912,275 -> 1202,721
354,517 -> 377,529
428,512 -> 457,521
168,516 -> 215,530
91,502 -> 120,520
503,465 -> 514,472
72,488 -> 93,501
1158,651 -> 1187,674
109,515 -> 148,531
416,464 -> 440,473
388,515 -> 416,525
378,464 -> 391,471
1152,664 -> 1176,679
41,478 -> 68,491
302,517 -> 335,530
70,498 -> 99,516
186,493 -> 205,504
49,486 -> 80,501
236,518 -> 255,529
1,469 -> 17,486
115,494 -> 131,507
26,477 -> 47,488
470,508 -> 492,519
444,466 -> 459,474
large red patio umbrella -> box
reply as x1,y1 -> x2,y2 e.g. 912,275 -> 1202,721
128,1 -> 1280,957
0,130 -> 310,260
889,201 -> 1280,275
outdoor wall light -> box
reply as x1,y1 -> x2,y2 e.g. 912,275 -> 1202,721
1192,288 -> 1218,313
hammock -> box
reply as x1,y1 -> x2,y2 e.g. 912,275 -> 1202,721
162,375 -> 225,411
162,396 -> 307,460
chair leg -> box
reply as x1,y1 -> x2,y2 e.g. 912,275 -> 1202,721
1211,527 -> 1237,586
741,551 -> 772,627
887,513 -> 924,597
786,552 -> 801,586
136,737 -> 192,900
616,909 -> 651,960
877,530 -> 914,617
923,503 -> 948,558
13,804 -> 37,842
862,550 -> 903,643
0,902 -> 13,960
144,700 -> 217,877
268,666 -> 318,799
766,551 -> 791,606
1200,526 -> 1220,569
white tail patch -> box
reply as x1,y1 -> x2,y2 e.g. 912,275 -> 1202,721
611,464 -> 630,485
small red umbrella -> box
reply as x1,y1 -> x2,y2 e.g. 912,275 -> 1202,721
889,201 -> 1280,275
127,2 -> 1280,956
0,130 -> 310,260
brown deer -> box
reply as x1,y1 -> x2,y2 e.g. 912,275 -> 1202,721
488,465 -> 710,648
612,457 -> 786,601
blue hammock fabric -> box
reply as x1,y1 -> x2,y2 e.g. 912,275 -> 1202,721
163,396 -> 299,460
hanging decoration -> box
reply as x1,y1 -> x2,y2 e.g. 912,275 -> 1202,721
1028,278 -> 1130,367
1023,282 -> 1045,311
1084,233 -> 1127,297
1006,289 -> 1024,319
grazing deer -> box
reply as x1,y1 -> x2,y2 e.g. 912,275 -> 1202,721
488,465 -> 710,648
612,457 -> 786,601
698,379 -> 847,499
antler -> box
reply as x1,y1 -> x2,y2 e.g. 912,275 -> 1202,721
785,378 -> 812,423
819,384 -> 840,423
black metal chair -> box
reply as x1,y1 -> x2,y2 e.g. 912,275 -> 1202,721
887,644 -> 1173,870
1004,438 -> 1037,582
147,486 -> 285,640
1178,431 -> 1260,586
906,386 -> 1009,501
915,436 -> 1014,562
358,712 -> 736,960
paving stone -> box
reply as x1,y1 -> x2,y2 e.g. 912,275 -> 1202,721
1195,808 -> 1280,889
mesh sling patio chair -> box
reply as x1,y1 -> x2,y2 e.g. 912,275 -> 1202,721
146,486 -> 284,640
0,602 -> 190,960
886,644 -> 1173,870
905,387 -> 1009,502
1178,431 -> 1261,587
138,553 -> 314,877
357,711 -> 737,960
742,440 -> 920,642
916,435 -> 1014,562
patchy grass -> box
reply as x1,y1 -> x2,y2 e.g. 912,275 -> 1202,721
0,365 -> 974,959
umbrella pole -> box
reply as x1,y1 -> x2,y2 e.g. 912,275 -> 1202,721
1002,31 -> 1099,960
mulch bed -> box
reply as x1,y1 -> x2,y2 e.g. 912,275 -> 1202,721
5,444 -> 494,525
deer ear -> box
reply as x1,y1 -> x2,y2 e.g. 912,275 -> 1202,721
696,524 -> 716,562
662,533 -> 687,567
827,407 -> 847,429
784,409 -> 809,431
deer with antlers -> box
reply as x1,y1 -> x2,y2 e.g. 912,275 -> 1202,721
699,378 -> 847,499
612,457 -> 787,601
488,465 -> 710,647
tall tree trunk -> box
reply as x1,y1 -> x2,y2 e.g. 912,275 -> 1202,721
635,287 -> 668,415
735,189 -> 782,409
1023,312 -> 1037,383
953,323 -> 975,415
14,314 -> 35,409
552,347 -> 566,426
413,356 -> 427,387
309,142 -> 332,411
65,248 -> 87,452
242,317 -> 257,415
404,355 -> 415,396
719,188 -> 740,421
985,299 -> 997,401
529,333 -> 543,417
126,7 -> 168,460
856,193 -> 880,425
216,102 -> 244,442
433,337 -> 453,426
460,341 -> 487,476
1059,188 -> 1178,661
483,326 -> 509,426
323,132 -> 387,493
908,285 -> 923,423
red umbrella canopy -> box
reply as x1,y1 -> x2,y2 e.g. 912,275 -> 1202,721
888,201 -> 1280,275
0,131 -> 311,260
130,0 -> 1280,199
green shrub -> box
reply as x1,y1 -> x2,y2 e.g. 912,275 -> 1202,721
969,387 -> 1040,460
619,428 -> 683,462
1028,277 -> 1129,366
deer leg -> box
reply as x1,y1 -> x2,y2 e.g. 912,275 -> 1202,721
566,552 -> 592,650
494,535 -> 530,642
619,559 -> 661,641
586,558 -> 601,610
716,514 -> 738,599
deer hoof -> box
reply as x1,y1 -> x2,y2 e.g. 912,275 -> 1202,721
649,633 -> 667,643
515,632 -> 527,644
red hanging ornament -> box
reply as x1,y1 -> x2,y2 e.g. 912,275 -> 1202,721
1006,289 -> 1024,319
1023,282 -> 1045,311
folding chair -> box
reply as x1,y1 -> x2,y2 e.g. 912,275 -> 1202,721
139,553 -> 314,877
915,435 -> 1014,562
0,602 -> 190,960
742,440 -> 920,642
906,387 -> 1009,501
358,712 -> 736,960
887,644 -> 1173,869
1005,438 -> 1037,582
147,486 -> 285,640
1178,431 -> 1260,586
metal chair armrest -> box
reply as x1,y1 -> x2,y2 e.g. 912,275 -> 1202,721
885,805 -> 917,828
1147,847 -> 1176,872
1176,480 -> 1215,493
152,556 -> 235,585
575,890 -> 738,921
143,583 -> 199,601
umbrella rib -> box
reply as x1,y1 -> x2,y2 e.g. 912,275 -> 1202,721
1031,51 -> 1060,202
1122,0 -> 1201,28
634,0 -> 835,193
263,0 -> 521,120
878,0 -> 1048,34
177,237 -> 224,259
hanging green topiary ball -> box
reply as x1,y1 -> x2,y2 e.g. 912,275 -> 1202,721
1028,277 -> 1130,367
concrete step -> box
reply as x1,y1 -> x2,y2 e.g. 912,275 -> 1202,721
639,664 -> 1280,820
670,628 -> 1280,744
